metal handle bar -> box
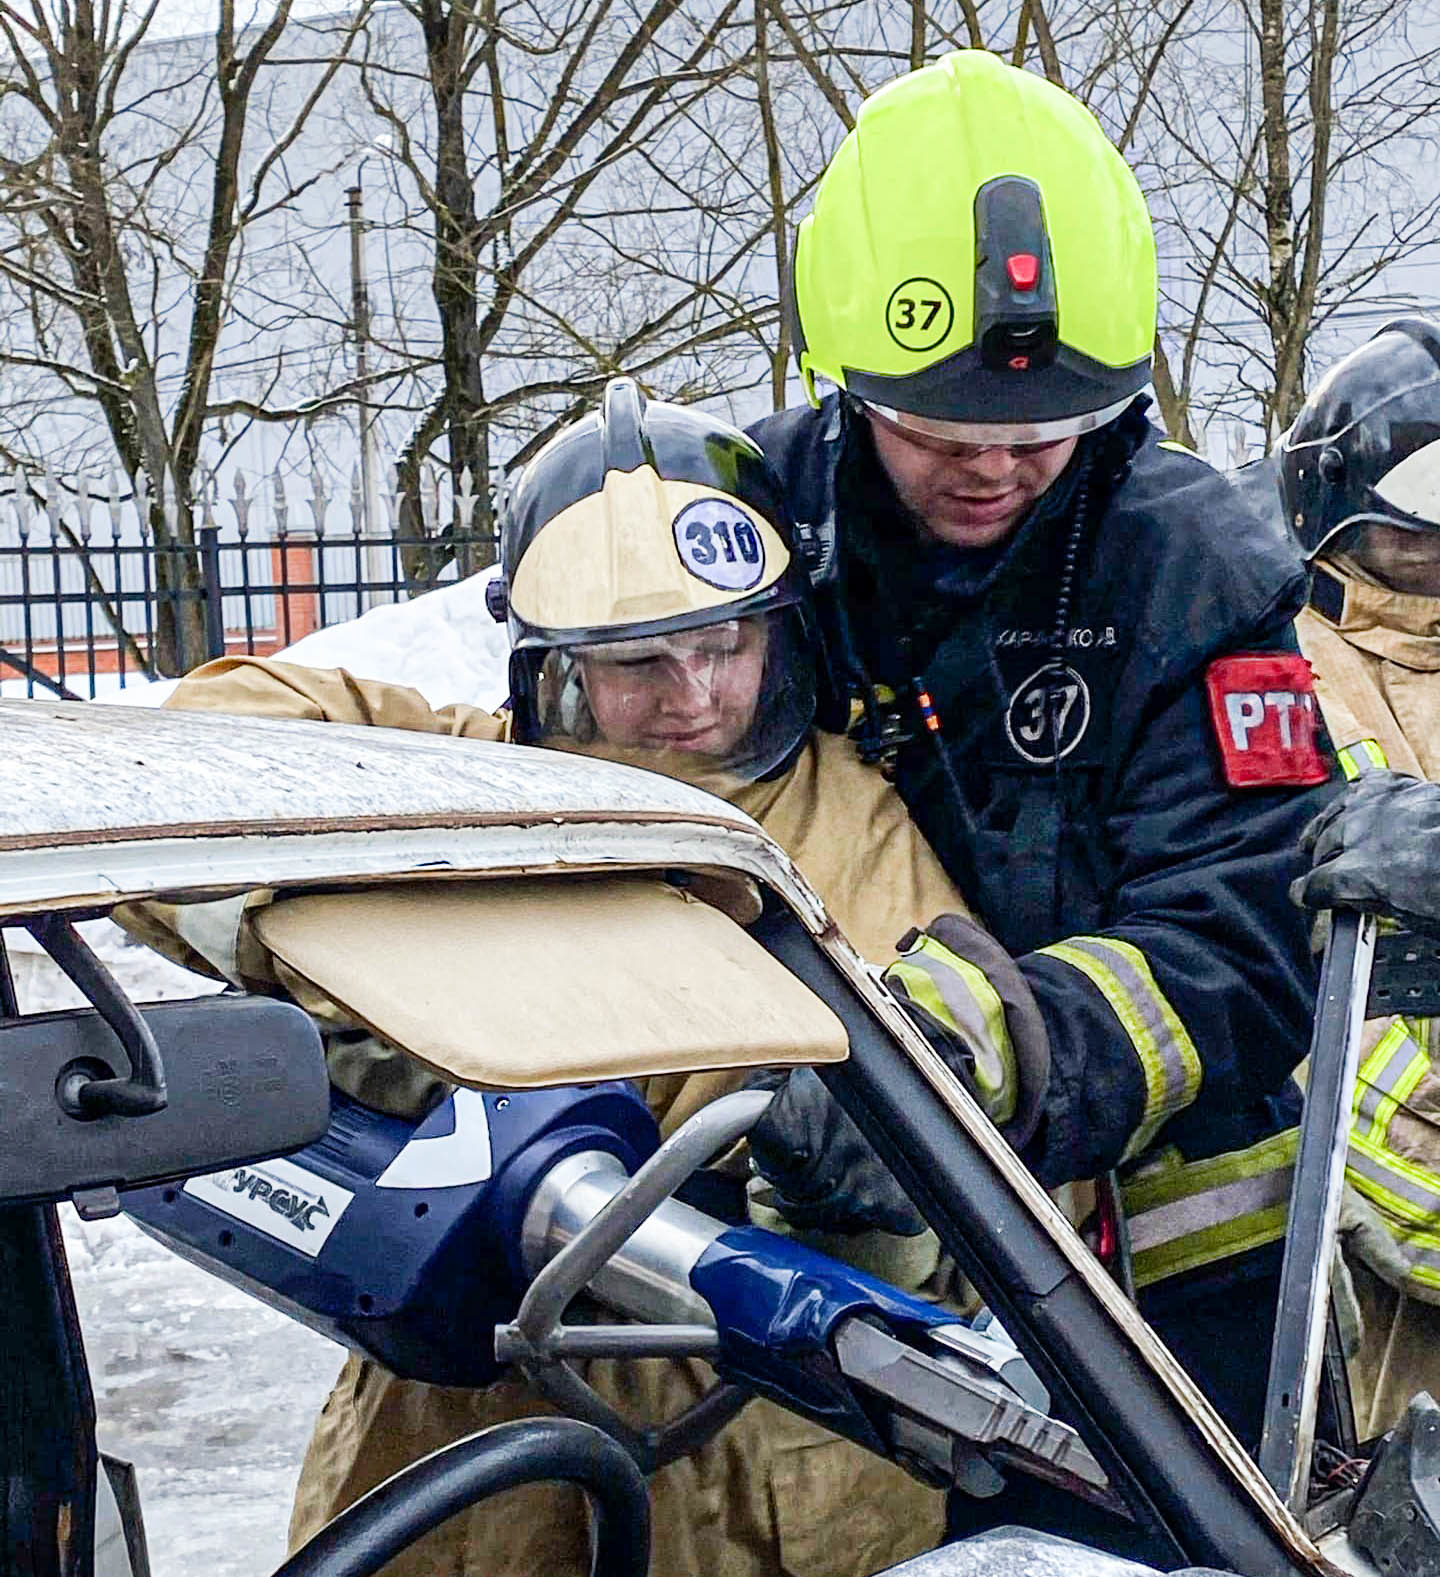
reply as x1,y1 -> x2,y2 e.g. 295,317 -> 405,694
1258,906 -> 1376,1509
494,1088 -> 772,1474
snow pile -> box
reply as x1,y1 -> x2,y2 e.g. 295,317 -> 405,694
64,1209 -> 340,1577
92,563 -> 511,713
276,565 -> 510,711
6,918 -> 223,1011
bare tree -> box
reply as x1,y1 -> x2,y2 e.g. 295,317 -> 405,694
1117,0 -> 1440,448
7,0 -> 1434,658
0,0 -> 371,671
350,0 -> 803,572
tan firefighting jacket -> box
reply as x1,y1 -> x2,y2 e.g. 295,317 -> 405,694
1300,567 -> 1440,1304
142,655 -> 965,1577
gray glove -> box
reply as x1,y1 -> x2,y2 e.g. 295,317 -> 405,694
747,916 -> 1051,1238
747,1068 -> 926,1237
1293,770 -> 1440,929
882,914 -> 1052,1149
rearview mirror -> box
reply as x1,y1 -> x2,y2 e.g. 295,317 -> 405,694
0,995 -> 330,1210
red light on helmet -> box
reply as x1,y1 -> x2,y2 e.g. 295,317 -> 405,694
1006,253 -> 1040,292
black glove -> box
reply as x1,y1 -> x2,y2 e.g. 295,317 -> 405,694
747,1068 -> 926,1237
1292,770 -> 1440,929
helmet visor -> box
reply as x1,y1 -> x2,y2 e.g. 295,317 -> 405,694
1327,516 -> 1440,597
857,393 -> 1138,448
535,608 -> 815,784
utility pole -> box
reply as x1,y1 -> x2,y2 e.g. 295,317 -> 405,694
347,177 -> 387,602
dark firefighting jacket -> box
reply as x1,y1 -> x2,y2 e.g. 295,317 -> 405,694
751,395 -> 1336,1290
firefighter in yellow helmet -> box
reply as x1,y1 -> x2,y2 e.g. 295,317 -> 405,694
140,378 -> 986,1577
1282,319 -> 1440,1437
745,48 -> 1336,1545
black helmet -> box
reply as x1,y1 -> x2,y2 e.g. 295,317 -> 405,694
1281,317 -> 1440,561
489,378 -> 823,782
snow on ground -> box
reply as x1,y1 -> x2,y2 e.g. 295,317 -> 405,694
8,925 -> 341,1576
63,1211 -> 343,1577
17,570 -> 512,1574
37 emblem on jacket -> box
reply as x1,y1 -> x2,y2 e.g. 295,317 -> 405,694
1004,663 -> 1093,764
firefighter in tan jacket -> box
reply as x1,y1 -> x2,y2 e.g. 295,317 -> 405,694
143,383 -> 988,1576
1282,318 -> 1440,1437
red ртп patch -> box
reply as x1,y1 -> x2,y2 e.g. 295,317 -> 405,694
1204,654 -> 1330,788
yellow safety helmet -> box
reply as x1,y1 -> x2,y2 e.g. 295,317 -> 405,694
792,50 -> 1157,445
491,379 -> 824,780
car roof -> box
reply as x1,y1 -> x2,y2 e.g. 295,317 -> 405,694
0,700 -> 744,839
0,701 -> 818,923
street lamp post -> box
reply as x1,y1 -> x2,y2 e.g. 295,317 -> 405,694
346,170 -> 388,604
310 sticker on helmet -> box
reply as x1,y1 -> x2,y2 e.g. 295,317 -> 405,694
673,497 -> 766,591
886,277 -> 954,354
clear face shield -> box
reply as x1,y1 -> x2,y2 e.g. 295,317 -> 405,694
1330,519 -> 1440,598
534,608 -> 816,785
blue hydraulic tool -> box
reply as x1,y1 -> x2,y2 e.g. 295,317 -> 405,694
125,1084 -> 1106,1498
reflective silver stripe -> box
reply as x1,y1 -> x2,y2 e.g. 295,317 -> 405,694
1346,1139 -> 1440,1224
1127,1164 -> 1295,1256
1342,1152 -> 1440,1286
1337,738 -> 1388,781
1040,936 -> 1200,1158
1353,1024 -> 1422,1138
1354,1080 -> 1387,1132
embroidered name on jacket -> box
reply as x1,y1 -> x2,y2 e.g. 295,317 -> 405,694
996,625 -> 1119,651
1205,653 -> 1330,787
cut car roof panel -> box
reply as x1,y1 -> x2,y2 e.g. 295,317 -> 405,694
0,700 -> 751,845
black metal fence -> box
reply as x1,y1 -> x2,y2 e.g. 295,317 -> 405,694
0,520 -> 498,700
0,483 -> 496,700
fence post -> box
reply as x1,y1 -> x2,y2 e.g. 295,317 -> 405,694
198,525 -> 225,661
270,536 -> 320,646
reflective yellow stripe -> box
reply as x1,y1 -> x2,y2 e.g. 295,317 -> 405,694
1157,439 -> 1203,460
1122,1127 -> 1298,1287
1326,786 -> 1440,1301
1038,936 -> 1203,1161
889,937 -> 1011,1053
1342,1143 -> 1440,1294
1352,1023 -> 1428,1147
1342,1013 -> 1440,1301
1346,1130 -> 1440,1232
886,938 -> 1017,1120
1337,738 -> 1388,780
1362,1034 -> 1419,1148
